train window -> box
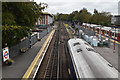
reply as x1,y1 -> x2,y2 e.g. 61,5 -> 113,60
73,42 -> 80,46
86,48 -> 95,52
77,48 -> 82,52
107,31 -> 109,34
115,33 -> 118,37
112,33 -> 115,36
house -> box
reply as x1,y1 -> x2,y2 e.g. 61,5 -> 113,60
36,12 -> 54,26
111,15 -> 120,26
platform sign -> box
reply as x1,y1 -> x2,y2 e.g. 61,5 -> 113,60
3,47 -> 9,62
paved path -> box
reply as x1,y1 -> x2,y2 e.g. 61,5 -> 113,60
2,33 -> 50,78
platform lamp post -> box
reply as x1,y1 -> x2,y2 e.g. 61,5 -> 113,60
108,29 -> 111,48
111,16 -> 117,52
111,25 -> 117,53
113,25 -> 116,52
100,22 -> 104,43
114,26 -> 115,50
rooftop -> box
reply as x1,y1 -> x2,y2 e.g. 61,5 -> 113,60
42,12 -> 53,17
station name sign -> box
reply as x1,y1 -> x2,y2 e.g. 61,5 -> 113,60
3,47 -> 10,62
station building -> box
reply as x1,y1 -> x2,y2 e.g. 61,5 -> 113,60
36,12 -> 54,26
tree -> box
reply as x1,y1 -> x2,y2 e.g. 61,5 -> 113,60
2,2 -> 47,27
94,9 -> 98,14
2,2 -> 47,47
91,11 -> 111,26
55,8 -> 111,26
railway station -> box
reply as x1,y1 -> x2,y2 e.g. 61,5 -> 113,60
2,21 -> 120,79
1,0 -> 120,80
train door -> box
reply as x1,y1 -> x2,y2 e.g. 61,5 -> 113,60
117,33 -> 120,42
102,30 -> 105,36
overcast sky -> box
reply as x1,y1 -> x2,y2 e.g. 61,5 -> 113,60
34,0 -> 120,15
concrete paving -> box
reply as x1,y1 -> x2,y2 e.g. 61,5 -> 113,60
2,33 -> 50,78
94,42 -> 119,71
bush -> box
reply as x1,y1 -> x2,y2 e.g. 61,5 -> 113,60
2,11 -> 16,25
2,25 -> 31,48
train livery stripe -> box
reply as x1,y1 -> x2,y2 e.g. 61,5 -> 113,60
102,35 -> 120,44
22,29 -> 55,79
96,34 -> 120,45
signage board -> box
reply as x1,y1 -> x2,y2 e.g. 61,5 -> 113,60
3,47 -> 9,62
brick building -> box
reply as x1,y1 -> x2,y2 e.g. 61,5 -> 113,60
36,12 -> 54,26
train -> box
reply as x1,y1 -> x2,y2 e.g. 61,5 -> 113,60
82,23 -> 120,42
68,38 -> 118,79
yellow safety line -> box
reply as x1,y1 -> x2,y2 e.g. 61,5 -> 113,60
68,68 -> 71,75
22,30 -> 55,79
102,35 -> 120,44
96,34 -> 120,44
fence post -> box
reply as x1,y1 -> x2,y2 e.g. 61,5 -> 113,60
29,36 -> 32,48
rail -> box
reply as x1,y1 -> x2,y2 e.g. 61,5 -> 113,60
22,29 -> 55,79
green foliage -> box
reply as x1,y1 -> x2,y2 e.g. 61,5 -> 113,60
91,12 -> 111,26
56,8 -> 112,26
2,25 -> 31,48
2,2 -> 47,27
2,2 -> 47,47
2,11 -> 16,25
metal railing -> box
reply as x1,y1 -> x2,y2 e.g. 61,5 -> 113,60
7,27 -> 52,59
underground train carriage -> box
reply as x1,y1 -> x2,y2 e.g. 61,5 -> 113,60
67,38 -> 118,79
82,23 -> 120,42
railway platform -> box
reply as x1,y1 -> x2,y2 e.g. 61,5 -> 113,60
2,31 -> 53,79
3,22 -> 119,79
34,22 -> 73,79
2,22 -> 75,79
19,22 -> 74,79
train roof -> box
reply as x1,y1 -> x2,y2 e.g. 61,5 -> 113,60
68,38 -> 94,50
82,23 -> 120,33
101,27 -> 111,31
68,38 -> 95,78
68,38 -> 118,78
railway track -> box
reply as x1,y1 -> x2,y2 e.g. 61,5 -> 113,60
43,31 -> 59,78
58,22 -> 70,78
35,22 -> 72,79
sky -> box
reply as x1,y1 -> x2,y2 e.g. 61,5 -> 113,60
34,0 -> 120,15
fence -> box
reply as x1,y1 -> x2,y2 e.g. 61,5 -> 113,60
7,27 -> 52,59
31,34 -> 38,46
9,37 -> 30,58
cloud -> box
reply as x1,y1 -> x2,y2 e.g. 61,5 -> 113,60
34,0 -> 119,15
